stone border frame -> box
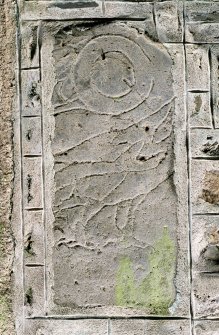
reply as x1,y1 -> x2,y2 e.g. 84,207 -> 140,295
12,1 -> 219,334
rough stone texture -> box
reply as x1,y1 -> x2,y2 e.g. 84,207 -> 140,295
0,0 -> 15,333
24,319 -> 108,335
194,321 -> 219,335
191,160 -> 219,214
188,92 -> 212,128
186,44 -> 210,92
21,70 -> 41,116
192,215 -> 219,273
185,2 -> 219,43
211,45 -> 219,129
11,1 -> 219,334
193,272 -> 219,318
190,129 -> 219,158
110,319 -> 190,335
51,21 -> 178,315
25,19 -> 189,318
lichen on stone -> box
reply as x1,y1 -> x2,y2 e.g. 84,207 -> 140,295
115,226 -> 176,315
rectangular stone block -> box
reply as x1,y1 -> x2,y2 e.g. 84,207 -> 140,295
23,157 -> 43,209
40,21 -> 189,317
22,116 -> 42,156
155,1 -> 183,43
191,160 -> 219,214
21,69 -> 41,116
21,21 -> 40,69
24,266 -> 45,317
186,45 -> 210,92
145,320 -> 191,335
185,2 -> 219,43
192,271 -> 219,318
21,0 -> 102,20
24,210 -> 44,265
164,43 -> 190,318
110,319 -> 145,335
24,319 -> 108,335
110,319 -> 190,335
194,321 -> 219,335
192,215 -> 219,273
188,92 -> 212,128
210,46 -> 219,128
104,2 -> 153,19
190,129 -> 219,158
21,1 -> 154,21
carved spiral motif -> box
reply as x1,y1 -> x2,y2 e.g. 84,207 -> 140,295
74,35 -> 153,114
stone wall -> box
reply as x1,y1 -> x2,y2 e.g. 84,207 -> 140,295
1,0 -> 219,334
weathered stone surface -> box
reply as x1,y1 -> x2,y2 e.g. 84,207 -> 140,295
22,116 -> 42,156
191,160 -> 219,214
193,272 -> 219,318
190,129 -> 219,158
24,210 -> 44,265
23,157 -> 43,209
24,266 -> 45,317
21,70 -> 41,116
24,319 -> 108,335
194,321 -> 219,335
11,0 -> 219,334
111,319 -> 190,335
185,2 -> 219,43
21,1 -> 153,21
186,44 -> 210,92
192,215 -> 219,273
188,92 -> 212,128
44,21 -> 187,316
211,46 -> 219,129
110,319 -> 145,335
155,1 -> 183,43
20,21 -> 40,69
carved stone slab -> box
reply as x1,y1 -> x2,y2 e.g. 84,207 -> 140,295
12,1 -> 219,334
40,20 -> 189,317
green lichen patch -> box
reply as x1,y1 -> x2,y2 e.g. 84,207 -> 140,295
115,227 -> 176,315
115,257 -> 136,306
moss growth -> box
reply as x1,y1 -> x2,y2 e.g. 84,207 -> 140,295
115,227 -> 176,314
